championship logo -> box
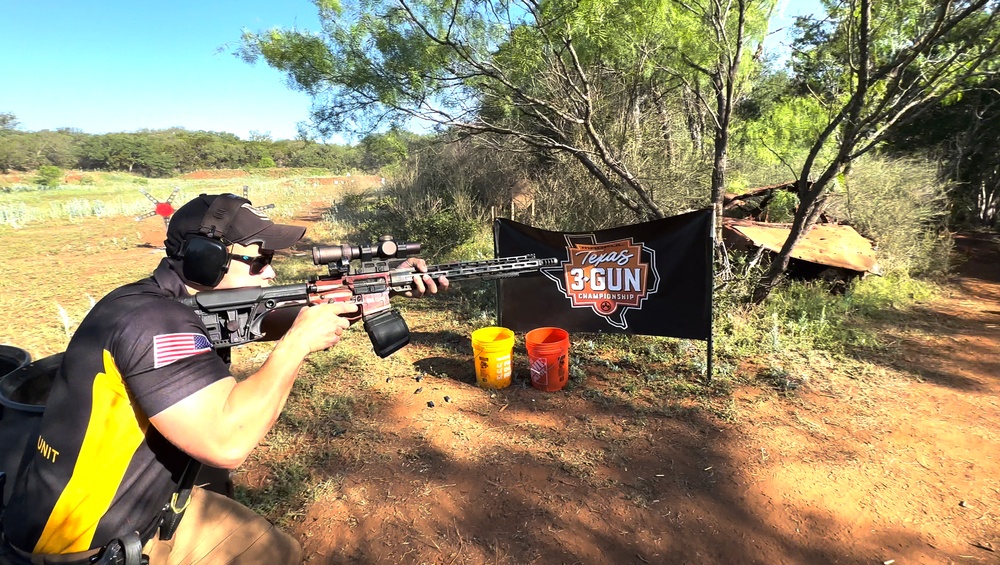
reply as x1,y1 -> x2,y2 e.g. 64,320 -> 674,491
541,235 -> 659,330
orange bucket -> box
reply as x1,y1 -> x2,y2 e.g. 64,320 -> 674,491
471,326 -> 515,390
525,327 -> 570,392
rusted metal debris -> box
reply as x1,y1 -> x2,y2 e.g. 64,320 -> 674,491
723,217 -> 881,275
723,181 -> 814,222
724,181 -> 800,210
720,179 -> 882,279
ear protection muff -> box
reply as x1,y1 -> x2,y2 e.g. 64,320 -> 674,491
178,195 -> 246,287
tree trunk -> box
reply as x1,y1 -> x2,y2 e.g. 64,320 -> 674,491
750,0 -> 871,304
751,172 -> 837,303
710,94 -> 729,242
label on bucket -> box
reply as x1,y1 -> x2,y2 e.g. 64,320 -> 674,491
476,353 -> 512,389
530,358 -> 549,385
529,352 -> 568,391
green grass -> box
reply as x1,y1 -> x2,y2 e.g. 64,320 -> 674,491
759,274 -> 937,353
708,272 -> 942,403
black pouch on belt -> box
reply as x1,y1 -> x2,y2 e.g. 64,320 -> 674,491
91,532 -> 147,565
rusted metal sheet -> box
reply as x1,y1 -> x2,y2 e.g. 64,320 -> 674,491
723,218 -> 879,274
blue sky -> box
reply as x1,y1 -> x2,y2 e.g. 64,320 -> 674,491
768,0 -> 826,65
1,0 -> 823,142
1,0 -> 322,141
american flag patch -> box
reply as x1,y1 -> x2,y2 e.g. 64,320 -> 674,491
153,333 -> 213,368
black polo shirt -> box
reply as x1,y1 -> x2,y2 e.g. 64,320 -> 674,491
2,258 -> 231,554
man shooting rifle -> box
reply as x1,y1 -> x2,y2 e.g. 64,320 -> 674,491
0,193 -> 448,564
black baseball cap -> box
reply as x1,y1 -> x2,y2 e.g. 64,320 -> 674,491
164,193 -> 306,257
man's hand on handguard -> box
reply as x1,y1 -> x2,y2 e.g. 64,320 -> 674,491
402,258 -> 450,297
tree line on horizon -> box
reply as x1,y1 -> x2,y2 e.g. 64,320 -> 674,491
0,115 -> 420,178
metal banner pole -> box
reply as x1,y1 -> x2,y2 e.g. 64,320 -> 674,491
706,210 -> 716,382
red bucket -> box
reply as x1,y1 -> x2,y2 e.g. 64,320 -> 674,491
524,327 -> 570,392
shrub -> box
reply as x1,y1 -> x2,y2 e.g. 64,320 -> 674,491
714,270 -> 938,367
334,191 -> 480,259
35,165 -> 62,188
824,156 -> 952,277
331,141 -> 496,259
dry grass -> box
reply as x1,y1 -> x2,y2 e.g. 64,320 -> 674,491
0,170 -> 379,356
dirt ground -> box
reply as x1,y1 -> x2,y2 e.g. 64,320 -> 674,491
2,207 -> 998,565
280,231 -> 1000,564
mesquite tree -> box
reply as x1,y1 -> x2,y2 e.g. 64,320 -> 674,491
663,0 -> 775,236
751,0 -> 1000,302
240,0 -> 773,223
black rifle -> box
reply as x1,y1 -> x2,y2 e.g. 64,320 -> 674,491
180,237 -> 557,358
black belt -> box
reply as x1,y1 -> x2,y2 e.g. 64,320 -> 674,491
2,520 -> 155,565
90,533 -> 146,565
2,534 -> 100,565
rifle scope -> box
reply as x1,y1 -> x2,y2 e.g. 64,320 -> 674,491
312,236 -> 421,265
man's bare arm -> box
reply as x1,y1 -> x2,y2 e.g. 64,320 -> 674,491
149,300 -> 356,468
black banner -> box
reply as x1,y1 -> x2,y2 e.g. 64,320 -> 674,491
494,209 -> 713,340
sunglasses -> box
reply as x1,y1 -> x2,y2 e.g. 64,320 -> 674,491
229,253 -> 274,275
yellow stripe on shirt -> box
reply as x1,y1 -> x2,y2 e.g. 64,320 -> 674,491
34,350 -> 149,554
